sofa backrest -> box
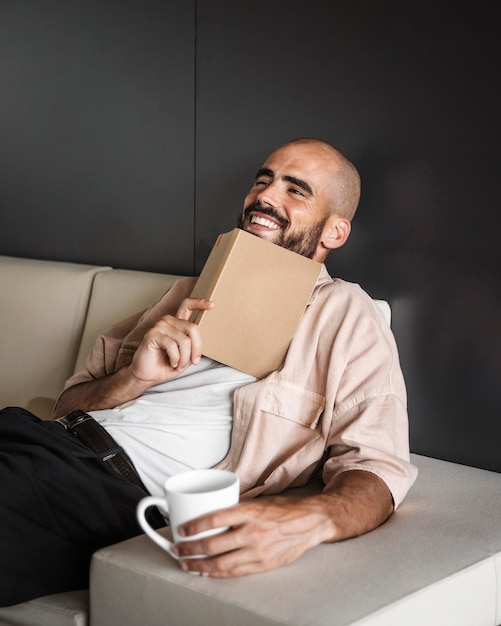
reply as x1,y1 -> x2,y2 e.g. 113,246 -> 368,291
0,255 -> 111,419
0,255 -> 391,421
73,268 -> 185,374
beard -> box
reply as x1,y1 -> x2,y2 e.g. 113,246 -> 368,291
237,203 -> 327,259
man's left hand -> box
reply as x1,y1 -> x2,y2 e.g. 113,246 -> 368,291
172,496 -> 334,577
171,471 -> 393,577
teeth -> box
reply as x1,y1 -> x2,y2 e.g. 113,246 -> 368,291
251,216 -> 280,230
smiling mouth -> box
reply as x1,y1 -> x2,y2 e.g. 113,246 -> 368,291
250,215 -> 281,230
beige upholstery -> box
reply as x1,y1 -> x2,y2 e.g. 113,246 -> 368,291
90,454 -> 501,626
1,255 -> 500,626
0,256 -> 110,419
74,268 -> 184,374
0,591 -> 89,626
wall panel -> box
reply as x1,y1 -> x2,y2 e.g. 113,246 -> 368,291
0,0 -> 196,273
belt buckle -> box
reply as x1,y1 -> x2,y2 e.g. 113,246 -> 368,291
56,410 -> 90,431
56,415 -> 71,429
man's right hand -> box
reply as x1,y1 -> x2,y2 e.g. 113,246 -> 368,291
129,297 -> 214,386
51,297 -> 214,418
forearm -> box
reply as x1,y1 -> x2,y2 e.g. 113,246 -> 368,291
315,469 -> 394,542
51,366 -> 151,419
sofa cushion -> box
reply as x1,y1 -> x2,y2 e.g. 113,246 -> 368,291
0,590 -> 89,626
0,256 -> 110,419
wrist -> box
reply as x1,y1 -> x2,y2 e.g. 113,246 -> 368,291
121,365 -> 155,396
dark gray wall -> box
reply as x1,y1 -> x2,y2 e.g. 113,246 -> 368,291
1,1 -> 499,472
0,0 -> 196,273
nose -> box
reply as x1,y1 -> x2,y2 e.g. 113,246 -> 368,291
257,181 -> 280,208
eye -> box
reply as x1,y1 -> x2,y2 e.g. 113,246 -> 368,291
289,188 -> 305,197
254,179 -> 270,188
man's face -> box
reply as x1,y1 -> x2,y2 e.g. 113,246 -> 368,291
238,143 -> 337,260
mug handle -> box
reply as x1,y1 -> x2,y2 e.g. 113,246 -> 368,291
136,496 -> 177,559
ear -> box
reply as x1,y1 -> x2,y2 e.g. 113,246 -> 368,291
313,215 -> 351,261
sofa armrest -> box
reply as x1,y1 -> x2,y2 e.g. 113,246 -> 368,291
90,454 -> 501,626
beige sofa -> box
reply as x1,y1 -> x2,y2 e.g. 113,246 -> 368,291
1,254 -> 500,626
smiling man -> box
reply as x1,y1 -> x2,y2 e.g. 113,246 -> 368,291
0,138 -> 417,605
238,139 -> 357,260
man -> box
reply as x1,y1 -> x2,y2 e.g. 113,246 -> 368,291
0,138 -> 416,604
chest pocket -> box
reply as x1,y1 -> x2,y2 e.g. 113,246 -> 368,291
261,378 -> 325,430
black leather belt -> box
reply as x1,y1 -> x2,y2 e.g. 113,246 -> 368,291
57,410 -> 147,492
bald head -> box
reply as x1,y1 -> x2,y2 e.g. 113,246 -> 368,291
280,138 -> 361,221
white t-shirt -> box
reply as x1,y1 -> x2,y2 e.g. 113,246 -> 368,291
91,357 -> 255,496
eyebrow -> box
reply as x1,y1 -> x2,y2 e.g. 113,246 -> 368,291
255,168 -> 313,196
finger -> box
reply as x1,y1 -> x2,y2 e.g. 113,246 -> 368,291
178,538 -> 292,578
177,503 -> 253,539
164,330 -> 192,370
174,525 -> 243,561
176,298 -> 214,321
153,317 -> 202,369
179,549 -> 264,578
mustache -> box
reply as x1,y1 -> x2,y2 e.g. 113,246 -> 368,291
243,202 -> 289,228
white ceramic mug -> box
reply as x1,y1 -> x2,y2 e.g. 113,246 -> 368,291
136,469 -> 240,560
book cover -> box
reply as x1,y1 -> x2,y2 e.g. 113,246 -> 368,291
190,229 -> 322,378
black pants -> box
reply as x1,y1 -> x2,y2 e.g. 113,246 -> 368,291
0,406 -> 162,607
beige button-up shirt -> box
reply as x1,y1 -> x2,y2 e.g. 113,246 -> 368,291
63,266 -> 417,506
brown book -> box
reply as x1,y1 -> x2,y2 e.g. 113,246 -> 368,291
190,229 -> 322,378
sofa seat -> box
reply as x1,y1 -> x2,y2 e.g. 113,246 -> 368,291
0,591 -> 89,626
